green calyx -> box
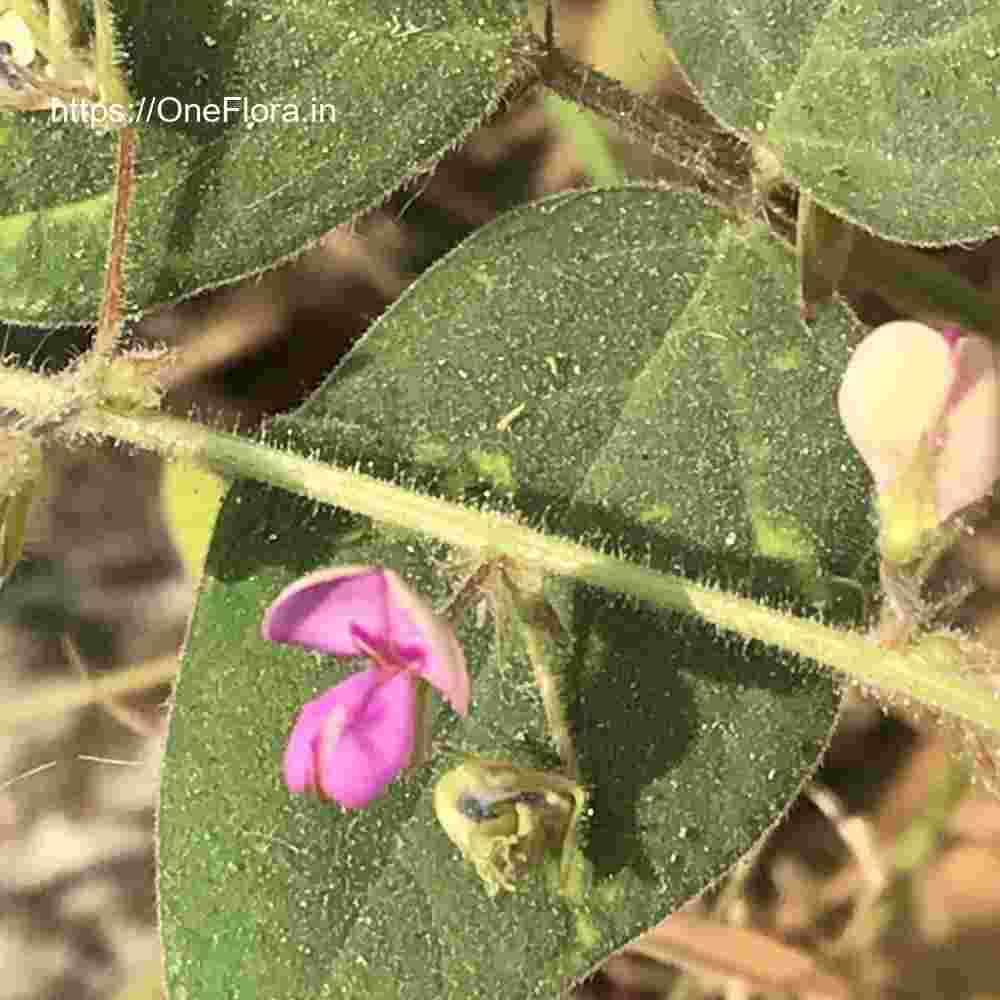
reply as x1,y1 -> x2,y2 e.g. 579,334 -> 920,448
433,759 -> 589,900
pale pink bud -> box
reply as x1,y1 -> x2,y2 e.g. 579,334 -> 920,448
838,321 -> 1000,559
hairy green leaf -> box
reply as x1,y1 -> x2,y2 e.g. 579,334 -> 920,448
160,187 -> 874,999
655,0 -> 1000,243
0,0 -> 524,323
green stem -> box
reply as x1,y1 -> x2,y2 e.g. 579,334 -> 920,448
522,623 -> 578,779
4,363 -> 1000,734
93,0 -> 131,106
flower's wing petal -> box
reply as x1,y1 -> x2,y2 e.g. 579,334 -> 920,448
282,668 -> 382,793
262,565 -> 390,655
838,321 -> 952,490
316,671 -> 417,809
410,626 -> 469,717
938,335 -> 1000,519
383,570 -> 469,716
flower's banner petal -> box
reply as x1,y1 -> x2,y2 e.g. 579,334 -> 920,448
263,565 -> 394,655
0,0 -> 523,324
160,187 -> 874,998
318,669 -> 418,808
282,667 -> 382,794
653,1 -> 1000,243
263,565 -> 469,713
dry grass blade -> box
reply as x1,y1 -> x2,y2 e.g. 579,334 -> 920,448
626,911 -> 854,1000
1,650 -> 176,727
61,633 -> 163,737
806,783 -> 888,894
0,759 -> 59,792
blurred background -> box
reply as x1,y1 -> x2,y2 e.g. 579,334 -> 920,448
3,2 -> 1000,998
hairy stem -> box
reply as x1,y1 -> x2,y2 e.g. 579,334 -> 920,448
514,31 -> 1000,340
3,363 -> 1000,735
93,126 -> 136,356
1,652 -> 176,725
514,30 -> 751,207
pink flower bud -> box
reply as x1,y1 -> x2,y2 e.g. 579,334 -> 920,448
838,321 -> 1000,559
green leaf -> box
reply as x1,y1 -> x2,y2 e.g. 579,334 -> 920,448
654,1 -> 1000,243
159,187 -> 874,998
0,0 -> 524,324
160,460 -> 226,579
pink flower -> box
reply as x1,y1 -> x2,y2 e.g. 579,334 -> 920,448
838,321 -> 1000,559
263,565 -> 469,809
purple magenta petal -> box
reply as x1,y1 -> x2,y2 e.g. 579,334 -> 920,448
315,669 -> 417,808
263,565 -> 392,656
283,668 -> 385,794
263,565 -> 469,716
380,571 -> 469,716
